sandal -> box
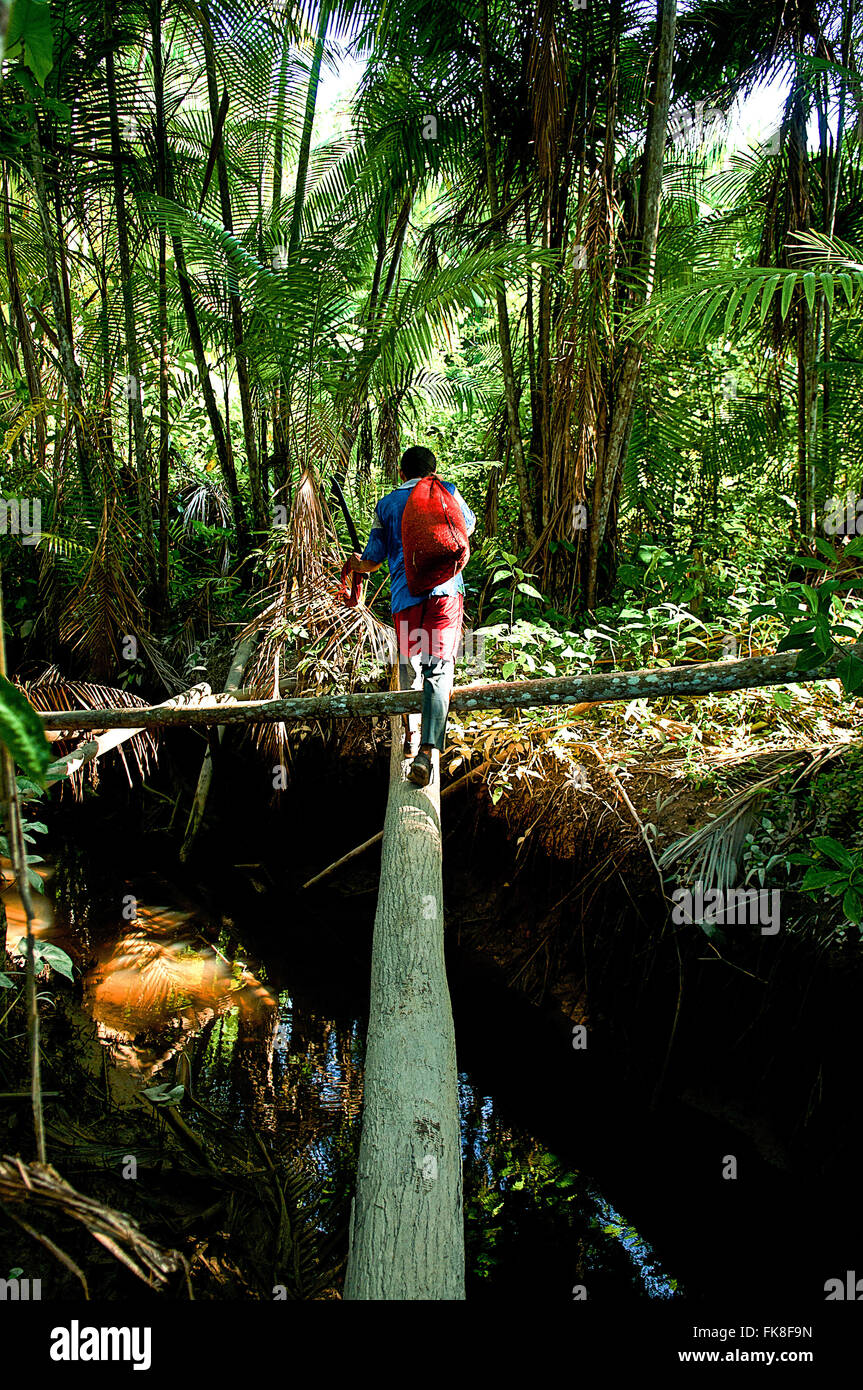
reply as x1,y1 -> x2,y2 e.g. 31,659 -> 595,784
407,751 -> 433,787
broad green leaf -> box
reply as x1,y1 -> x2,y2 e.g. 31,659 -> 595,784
35,941 -> 74,979
16,938 -> 74,979
759,274 -> 782,323
800,583 -> 819,610
836,654 -> 863,694
776,632 -> 810,652
780,273 -> 797,320
5,0 -> 54,86
820,272 -> 834,310
723,286 -> 743,335
802,272 -> 816,312
794,646 -> 829,673
811,836 -> 855,869
737,279 -> 763,330
843,887 -> 863,924
0,973 -> 14,988
0,673 -> 52,783
802,867 -> 845,890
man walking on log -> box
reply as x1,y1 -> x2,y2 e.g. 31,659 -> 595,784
348,445 -> 475,787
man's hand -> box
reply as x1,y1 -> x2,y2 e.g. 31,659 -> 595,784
348,553 -> 382,574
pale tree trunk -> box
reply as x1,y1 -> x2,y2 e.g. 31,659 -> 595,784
344,725 -> 465,1301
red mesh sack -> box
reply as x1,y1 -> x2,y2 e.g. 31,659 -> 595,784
401,477 -> 470,594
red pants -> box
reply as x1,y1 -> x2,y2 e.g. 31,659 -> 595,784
394,595 -> 464,664
394,595 -> 463,751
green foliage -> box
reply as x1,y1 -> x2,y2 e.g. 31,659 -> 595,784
739,748 -> 863,944
13,935 -> 74,979
0,673 -> 52,783
4,0 -> 54,86
750,537 -> 863,695
789,838 -> 863,930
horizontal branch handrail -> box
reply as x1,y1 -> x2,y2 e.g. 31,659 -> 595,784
33,645 -> 862,733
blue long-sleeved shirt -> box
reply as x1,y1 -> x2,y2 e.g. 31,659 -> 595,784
360,476 -> 476,615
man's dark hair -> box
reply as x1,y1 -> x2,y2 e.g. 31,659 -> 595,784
400,445 -> 437,479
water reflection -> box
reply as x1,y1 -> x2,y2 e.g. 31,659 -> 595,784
9,852 -> 679,1298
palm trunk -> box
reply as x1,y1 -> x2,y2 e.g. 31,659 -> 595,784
272,12 -> 291,209
153,8 -> 171,611
478,0 -> 537,546
789,67 -> 815,534
104,2 -> 157,588
287,1 -> 329,263
161,62 -> 248,553
173,237 -> 249,554
26,110 -> 94,502
587,0 -> 676,608
201,4 -> 266,534
333,194 -> 413,487
2,171 -> 46,468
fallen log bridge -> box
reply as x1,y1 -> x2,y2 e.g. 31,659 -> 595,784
36,644 -> 862,733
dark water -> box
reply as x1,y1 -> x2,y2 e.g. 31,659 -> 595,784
5,848 -> 680,1299
193,983 -> 680,1299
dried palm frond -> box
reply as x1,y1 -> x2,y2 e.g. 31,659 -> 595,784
657,746 -> 845,892
238,468 -> 396,767
20,668 -> 160,793
0,1154 -> 185,1291
658,781 -> 768,895
178,470 -> 233,575
55,497 -> 146,682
